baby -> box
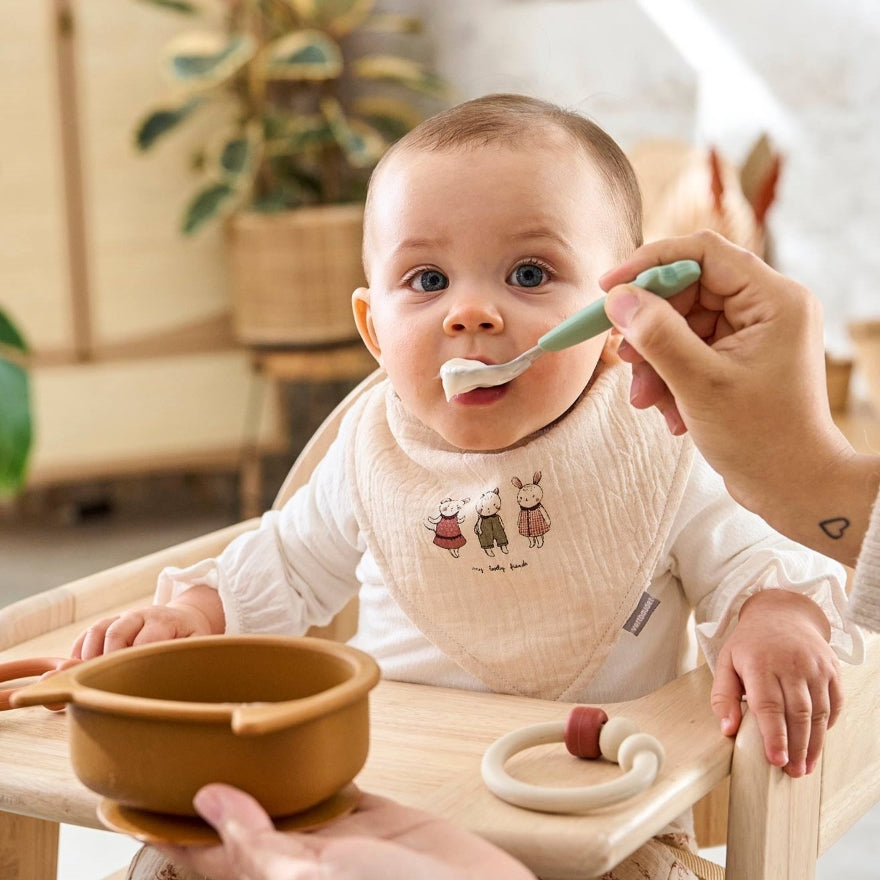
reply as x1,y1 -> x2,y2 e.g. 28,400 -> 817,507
76,94 -> 859,879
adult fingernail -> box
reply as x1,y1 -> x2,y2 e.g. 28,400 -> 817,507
605,290 -> 641,330
629,372 -> 643,404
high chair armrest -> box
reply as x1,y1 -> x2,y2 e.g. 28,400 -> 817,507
0,519 -> 259,656
725,630 -> 880,880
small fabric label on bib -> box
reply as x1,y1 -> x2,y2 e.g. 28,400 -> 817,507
623,592 -> 660,636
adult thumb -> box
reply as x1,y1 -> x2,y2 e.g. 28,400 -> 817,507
194,783 -> 276,836
604,285 -> 716,388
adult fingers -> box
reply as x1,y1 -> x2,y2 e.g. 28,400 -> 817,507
605,284 -> 721,396
194,783 -> 276,835
599,230 -> 764,301
626,362 -> 687,434
195,785 -> 318,880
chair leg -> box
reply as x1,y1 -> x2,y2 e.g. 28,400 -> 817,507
725,712 -> 820,880
0,812 -> 60,880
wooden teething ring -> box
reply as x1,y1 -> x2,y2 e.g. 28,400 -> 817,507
481,706 -> 664,813
0,657 -> 78,711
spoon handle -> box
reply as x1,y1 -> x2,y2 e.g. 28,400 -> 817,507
537,259 -> 701,353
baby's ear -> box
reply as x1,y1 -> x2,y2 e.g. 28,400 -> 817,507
352,287 -> 382,362
599,328 -> 624,365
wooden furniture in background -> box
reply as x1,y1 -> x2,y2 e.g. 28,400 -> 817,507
834,397 -> 880,455
1,1 -> 286,503
238,342 -> 377,519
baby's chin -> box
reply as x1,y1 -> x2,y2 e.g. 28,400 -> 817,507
432,416 -> 551,453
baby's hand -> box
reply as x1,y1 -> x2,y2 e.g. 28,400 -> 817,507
71,585 -> 224,660
710,589 -> 842,778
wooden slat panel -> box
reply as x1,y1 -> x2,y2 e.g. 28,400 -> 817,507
26,351 -> 285,484
0,0 -> 72,354
818,631 -> 880,854
0,812 -> 59,880
73,0 -> 233,348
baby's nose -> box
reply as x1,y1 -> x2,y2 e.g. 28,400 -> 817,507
443,293 -> 504,334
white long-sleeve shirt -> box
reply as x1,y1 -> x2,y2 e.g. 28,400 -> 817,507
158,379 -> 860,705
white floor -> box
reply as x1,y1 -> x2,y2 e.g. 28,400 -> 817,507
59,825 -> 141,880
3,488 -> 879,879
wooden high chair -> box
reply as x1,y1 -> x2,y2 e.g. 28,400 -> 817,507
1,369 -> 879,880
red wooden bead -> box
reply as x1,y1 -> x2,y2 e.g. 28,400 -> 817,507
564,705 -> 609,759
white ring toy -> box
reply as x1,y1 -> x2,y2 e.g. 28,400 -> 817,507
481,712 -> 665,814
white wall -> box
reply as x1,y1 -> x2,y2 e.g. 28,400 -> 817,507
407,0 -> 879,354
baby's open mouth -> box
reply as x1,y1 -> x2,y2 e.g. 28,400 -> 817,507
439,356 -> 520,400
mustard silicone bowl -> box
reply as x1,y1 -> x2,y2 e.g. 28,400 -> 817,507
10,635 -> 380,818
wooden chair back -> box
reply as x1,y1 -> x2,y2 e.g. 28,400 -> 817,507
280,370 -> 385,642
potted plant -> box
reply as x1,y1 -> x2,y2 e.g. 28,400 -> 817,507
0,309 -> 32,496
135,0 -> 447,345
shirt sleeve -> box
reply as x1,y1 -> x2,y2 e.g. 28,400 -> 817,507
154,422 -> 364,636
847,487 -> 880,631
665,453 -> 863,669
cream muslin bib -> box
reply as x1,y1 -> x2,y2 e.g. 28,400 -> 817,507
347,366 -> 694,700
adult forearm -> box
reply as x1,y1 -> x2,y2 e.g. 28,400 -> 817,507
753,450 -> 880,567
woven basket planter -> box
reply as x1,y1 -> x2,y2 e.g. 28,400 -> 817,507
226,204 -> 365,346
850,320 -> 880,412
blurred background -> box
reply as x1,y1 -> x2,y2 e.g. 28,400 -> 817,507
3,0 -> 879,641
1,3 -> 879,874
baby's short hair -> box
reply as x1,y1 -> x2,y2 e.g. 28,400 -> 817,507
367,93 -> 643,258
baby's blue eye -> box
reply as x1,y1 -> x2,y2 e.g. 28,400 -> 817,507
412,269 -> 449,292
510,264 -> 545,288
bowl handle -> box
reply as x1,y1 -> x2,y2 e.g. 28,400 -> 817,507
4,658 -> 80,711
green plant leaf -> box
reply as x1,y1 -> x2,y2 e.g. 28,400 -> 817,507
136,0 -> 202,13
165,32 -> 256,86
351,54 -> 449,99
0,309 -> 27,351
268,161 -> 325,198
264,114 -> 335,156
220,138 -> 250,175
0,310 -> 31,495
321,97 -> 386,168
181,182 -> 238,235
263,30 -> 343,80
204,123 -> 262,186
134,97 -> 203,150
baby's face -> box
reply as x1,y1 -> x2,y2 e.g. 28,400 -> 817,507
354,139 -> 621,451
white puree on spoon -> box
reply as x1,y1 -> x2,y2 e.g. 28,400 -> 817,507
440,357 -> 521,400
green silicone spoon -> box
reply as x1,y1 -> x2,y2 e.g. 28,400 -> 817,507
440,259 -> 701,399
